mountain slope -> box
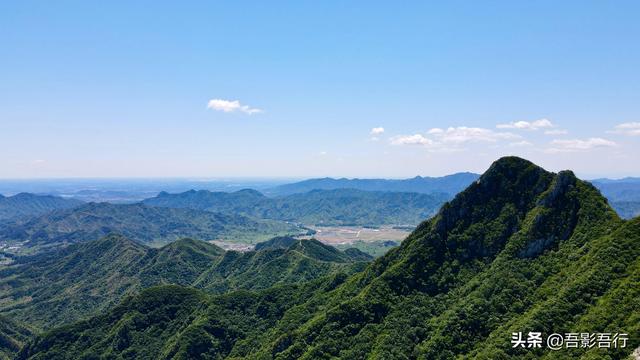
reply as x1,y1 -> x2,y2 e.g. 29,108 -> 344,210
0,193 -> 82,222
240,157 -> 633,359
0,316 -> 32,360
0,202 -> 299,250
266,172 -> 480,196
0,236 -> 367,330
19,157 -> 640,359
17,277 -> 352,360
193,239 -> 366,293
144,188 -> 449,226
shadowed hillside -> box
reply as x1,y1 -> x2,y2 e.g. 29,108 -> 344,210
0,316 -> 32,360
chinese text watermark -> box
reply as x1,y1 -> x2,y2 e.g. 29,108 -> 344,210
511,332 -> 628,350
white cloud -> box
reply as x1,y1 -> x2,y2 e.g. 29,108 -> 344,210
319,151 -> 328,156
609,122 -> 640,136
432,126 -> 519,144
370,127 -> 385,135
546,137 -> 617,153
207,99 -> 263,115
390,134 -> 435,146
544,129 -> 568,135
390,126 -> 519,151
497,118 -> 554,130
509,141 -> 533,147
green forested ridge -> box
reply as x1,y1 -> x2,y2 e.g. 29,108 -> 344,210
255,235 -> 374,260
143,188 -> 449,226
0,194 -> 82,222
0,236 -> 366,331
265,172 -> 480,196
10,157 -> 640,359
0,202 -> 299,250
17,276 -> 352,360
253,236 -> 298,251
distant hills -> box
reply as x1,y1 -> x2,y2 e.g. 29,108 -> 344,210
18,157 -> 639,359
0,202 -> 299,251
591,178 -> 640,220
144,188 -> 449,226
591,178 -> 640,202
0,235 -> 368,330
265,172 -> 480,196
0,193 -> 82,222
609,201 -> 640,219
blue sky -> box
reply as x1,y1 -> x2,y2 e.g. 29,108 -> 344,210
1,1 -> 639,179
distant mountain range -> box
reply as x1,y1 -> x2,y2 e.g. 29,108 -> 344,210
0,172 -> 638,259
0,235 -> 368,330
590,178 -> 640,220
0,193 -> 82,222
591,178 -> 640,202
16,157 -> 639,359
143,188 -> 449,226
265,172 -> 480,196
609,201 -> 640,219
0,202 -> 299,251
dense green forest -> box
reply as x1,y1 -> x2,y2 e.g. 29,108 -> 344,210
0,202 -> 299,251
12,157 -> 640,359
143,188 -> 449,226
0,316 -> 32,360
0,236 -> 366,331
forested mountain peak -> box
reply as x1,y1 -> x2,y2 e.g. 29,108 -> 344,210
11,158 -> 640,359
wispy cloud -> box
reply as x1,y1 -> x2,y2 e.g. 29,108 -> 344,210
391,126 -> 519,151
609,122 -> 640,136
544,129 -> 568,135
369,127 -> 385,141
497,118 -> 554,131
390,134 -> 435,146
509,140 -> 533,147
207,99 -> 263,115
546,137 -> 617,153
428,126 -> 519,143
